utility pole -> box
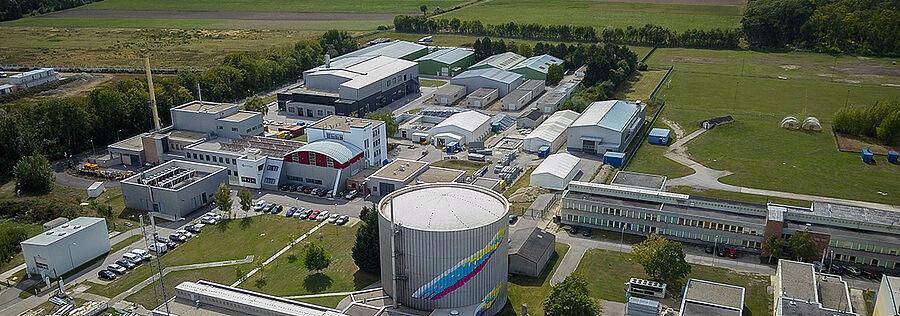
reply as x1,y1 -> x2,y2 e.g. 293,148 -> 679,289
143,55 -> 161,132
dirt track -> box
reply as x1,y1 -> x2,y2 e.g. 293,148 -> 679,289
586,0 -> 747,5
43,9 -> 397,21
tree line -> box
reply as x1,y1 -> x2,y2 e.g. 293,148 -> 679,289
0,30 -> 356,179
0,0 -> 98,21
742,0 -> 898,56
832,100 -> 900,144
394,15 -> 741,49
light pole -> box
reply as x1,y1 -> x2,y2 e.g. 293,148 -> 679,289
90,139 -> 95,156
619,225 -> 626,251
116,129 -> 122,141
828,250 -> 835,274
67,243 -> 77,271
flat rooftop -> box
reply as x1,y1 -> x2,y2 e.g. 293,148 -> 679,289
122,160 -> 225,189
167,130 -> 207,143
817,273 -> 851,311
472,177 -> 501,190
168,281 -> 342,316
220,111 -> 257,122
564,190 -> 662,210
285,86 -> 340,97
809,201 -> 898,227
310,115 -> 384,132
190,135 -> 305,158
174,100 -> 234,114
417,167 -> 465,183
22,217 -> 105,246
469,88 -> 498,98
780,260 -> 817,302
682,279 -> 744,315
109,134 -> 145,151
662,203 -> 766,226
369,159 -> 428,182
611,171 -> 667,191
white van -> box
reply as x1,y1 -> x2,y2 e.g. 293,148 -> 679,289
122,252 -> 142,264
131,248 -> 151,261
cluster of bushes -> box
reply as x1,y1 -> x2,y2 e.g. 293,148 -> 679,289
833,100 -> 900,144
742,0 -> 898,56
394,16 -> 740,49
0,30 -> 354,179
0,227 -> 29,266
0,0 -> 99,21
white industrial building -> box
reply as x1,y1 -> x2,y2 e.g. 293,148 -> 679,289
430,110 -> 491,147
679,279 -> 746,316
451,68 -> 524,97
470,52 -> 527,71
530,153 -> 583,190
21,217 -> 110,278
10,68 -> 60,89
775,260 -> 857,316
397,107 -> 467,141
153,280 -> 345,316
567,100 -> 646,154
170,101 -> 263,140
432,84 -> 466,105
306,115 -> 388,167
874,275 -> 900,316
535,80 -> 579,113
466,88 -> 498,108
523,110 -> 579,152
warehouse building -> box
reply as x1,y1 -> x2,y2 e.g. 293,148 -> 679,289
679,279 -> 745,316
430,110 -> 492,147
337,40 -> 428,61
378,183 -> 509,315
153,280 -> 345,316
523,110 -> 579,152
121,160 -> 228,219
873,275 -> 900,316
364,159 -> 465,197
10,68 -> 59,89
22,217 -> 110,278
509,228 -> 555,277
530,153 -> 583,190
415,47 -> 475,77
775,260 -> 857,316
560,179 -> 900,273
509,54 -> 564,80
470,52 -> 527,71
398,107 -> 467,141
466,88 -> 499,108
279,55 -> 419,119
306,115 -> 387,167
567,100 -> 646,154
500,90 -> 532,111
517,109 -> 545,129
451,68 -> 524,97
433,84 -> 466,105
534,80 -> 579,113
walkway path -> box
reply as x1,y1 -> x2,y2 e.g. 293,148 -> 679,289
108,255 -> 254,304
283,291 -> 355,299
232,221 -> 328,287
660,121 -> 900,211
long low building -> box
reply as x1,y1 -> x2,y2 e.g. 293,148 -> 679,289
523,110 -> 579,152
363,159 -> 465,197
451,68 -> 524,97
154,280 -> 346,316
561,179 -> 900,273
534,80 -> 578,113
22,217 -> 110,278
121,160 -> 228,219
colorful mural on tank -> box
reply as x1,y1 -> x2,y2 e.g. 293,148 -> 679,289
411,226 -> 507,300
474,284 -> 502,316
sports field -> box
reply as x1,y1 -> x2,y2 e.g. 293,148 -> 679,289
440,0 -> 744,32
627,48 -> 900,204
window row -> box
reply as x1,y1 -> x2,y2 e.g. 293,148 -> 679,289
829,239 -> 900,256
563,200 -> 760,236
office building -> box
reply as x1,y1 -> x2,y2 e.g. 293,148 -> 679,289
306,115 -> 388,167
22,217 -> 110,278
120,160 -> 228,219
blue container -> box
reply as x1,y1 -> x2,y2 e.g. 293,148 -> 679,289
889,151 -> 899,163
603,151 -> 626,166
861,148 -> 874,163
446,141 -> 459,154
538,145 -> 551,158
648,128 -> 671,145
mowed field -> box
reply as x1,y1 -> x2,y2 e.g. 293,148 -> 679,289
627,48 -> 900,204
440,0 -> 745,32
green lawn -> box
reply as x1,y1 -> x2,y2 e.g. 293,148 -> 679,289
576,249 -> 771,316
2,18 -> 385,31
613,69 -> 670,101
238,223 -> 379,298
429,159 -> 489,177
420,79 -> 447,87
0,220 -> 44,273
85,216 -> 318,298
79,0 -> 465,13
440,0 -> 744,32
630,47 -> 900,205
296,295 -> 347,309
126,263 -> 251,309
498,242 -> 569,316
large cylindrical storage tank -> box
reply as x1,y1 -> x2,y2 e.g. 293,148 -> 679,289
378,183 -> 509,315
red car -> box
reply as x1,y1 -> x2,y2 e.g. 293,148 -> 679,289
303,186 -> 313,194
308,210 -> 321,220
728,248 -> 738,259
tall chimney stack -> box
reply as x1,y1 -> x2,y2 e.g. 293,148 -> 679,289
143,55 -> 161,131
325,54 -> 331,68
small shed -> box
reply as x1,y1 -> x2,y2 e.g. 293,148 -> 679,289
862,147 -> 874,163
88,182 -> 105,198
889,151 -> 899,163
433,84 -> 466,105
701,116 -> 734,129
466,88 -> 498,108
500,89 -> 533,111
509,228 -> 556,277
648,128 -> 671,145
603,151 -> 626,166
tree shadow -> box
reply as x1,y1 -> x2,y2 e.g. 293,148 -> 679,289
303,273 -> 333,294
254,276 -> 267,289
239,217 -> 252,229
352,270 -> 379,290
215,219 -> 231,232
287,254 -> 298,263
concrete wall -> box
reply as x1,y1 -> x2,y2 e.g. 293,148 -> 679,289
215,112 -> 264,139
22,219 -> 110,278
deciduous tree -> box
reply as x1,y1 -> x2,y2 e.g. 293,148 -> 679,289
632,234 -> 691,290
762,235 -> 784,263
14,154 -> 53,194
543,272 -> 600,316
303,242 -> 332,273
352,205 -> 380,274
241,96 -> 268,116
238,187 -> 253,214
546,63 -> 564,85
214,183 -> 233,218
788,230 -> 818,261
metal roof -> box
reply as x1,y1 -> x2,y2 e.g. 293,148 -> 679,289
453,68 -> 523,84
649,128 -> 671,137
471,52 -> 526,70
22,217 -> 106,246
294,139 -> 363,164
525,110 -> 579,142
175,281 -> 342,316
571,100 -> 642,132
414,47 -> 474,65
434,110 -> 491,133
681,279 -> 745,315
532,153 -> 581,179
338,40 -> 426,60
510,54 -> 564,73
509,227 -> 554,263
379,183 -> 508,231
306,55 -> 417,90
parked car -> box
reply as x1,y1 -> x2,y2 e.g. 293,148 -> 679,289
317,210 -> 330,221
166,240 -> 178,250
828,264 -> 843,275
582,227 -> 592,237
326,190 -> 334,198
293,209 -> 305,218
280,184 -> 290,191
175,229 -> 192,239
303,186 -> 314,194
262,203 -> 276,213
716,246 -> 727,257
271,204 -> 283,214
185,225 -> 202,234
843,265 -> 861,276
293,184 -> 302,191
300,210 -> 313,219
155,236 -> 169,244
335,215 -> 349,225
116,258 -> 136,270
728,248 -> 738,259
508,215 -> 518,224
569,226 -> 578,234
0,72 -> 7,78
308,210 -> 321,221
206,212 -> 222,221
169,233 -> 187,243
861,269 -> 877,279
98,270 -> 117,280
200,216 -> 217,225
131,249 -> 151,261
286,207 -> 297,217
813,261 -> 824,272
107,264 -> 127,275
252,200 -> 267,211
705,244 -> 715,254
122,252 -> 143,265
345,190 -> 358,200
149,243 -> 168,255
328,214 -> 340,224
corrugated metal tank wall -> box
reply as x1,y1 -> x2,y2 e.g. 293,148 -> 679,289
378,185 -> 509,315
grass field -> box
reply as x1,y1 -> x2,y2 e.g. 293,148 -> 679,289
0,220 -> 44,273
576,248 -> 771,316
628,48 -> 900,205
497,242 -> 569,316
2,18 -> 387,31
613,69 -> 670,100
440,0 -> 744,32
126,263 -> 251,309
78,0 -> 466,13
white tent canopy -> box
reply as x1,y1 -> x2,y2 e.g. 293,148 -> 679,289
530,153 -> 583,190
